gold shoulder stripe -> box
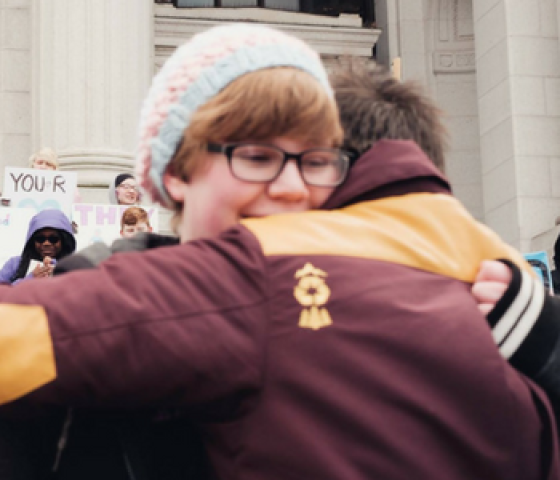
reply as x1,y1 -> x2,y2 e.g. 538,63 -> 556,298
0,304 -> 56,404
242,193 -> 532,283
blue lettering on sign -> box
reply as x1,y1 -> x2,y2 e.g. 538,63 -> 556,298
17,199 -> 62,212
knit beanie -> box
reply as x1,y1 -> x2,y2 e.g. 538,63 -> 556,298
135,23 -> 332,206
115,173 -> 134,188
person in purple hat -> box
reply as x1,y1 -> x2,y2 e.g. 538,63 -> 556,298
0,209 -> 76,285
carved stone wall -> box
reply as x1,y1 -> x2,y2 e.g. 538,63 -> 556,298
433,0 -> 475,74
154,5 -> 380,72
430,0 -> 484,221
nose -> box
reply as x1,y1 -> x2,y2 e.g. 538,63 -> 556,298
267,160 -> 309,202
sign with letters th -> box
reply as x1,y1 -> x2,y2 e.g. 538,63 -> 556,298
2,167 -> 76,217
72,204 -> 159,251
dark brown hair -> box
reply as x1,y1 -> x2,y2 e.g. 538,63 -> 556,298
330,63 -> 448,172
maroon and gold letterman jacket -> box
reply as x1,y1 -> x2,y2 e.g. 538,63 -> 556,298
0,139 -> 557,480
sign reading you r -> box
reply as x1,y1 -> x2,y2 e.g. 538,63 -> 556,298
10,172 -> 67,194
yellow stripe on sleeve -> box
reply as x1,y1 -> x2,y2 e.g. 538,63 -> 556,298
0,304 -> 56,404
243,193 -> 533,283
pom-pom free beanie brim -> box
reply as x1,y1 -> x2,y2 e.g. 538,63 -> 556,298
135,23 -> 332,206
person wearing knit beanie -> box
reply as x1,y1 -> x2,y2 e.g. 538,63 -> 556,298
108,173 -> 140,205
135,22 -> 346,240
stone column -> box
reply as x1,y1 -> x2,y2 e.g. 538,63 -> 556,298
31,0 -> 154,202
473,0 -> 560,251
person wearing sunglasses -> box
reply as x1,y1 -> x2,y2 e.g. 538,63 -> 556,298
0,209 -> 76,285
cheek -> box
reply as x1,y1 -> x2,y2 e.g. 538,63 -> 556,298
309,187 -> 335,208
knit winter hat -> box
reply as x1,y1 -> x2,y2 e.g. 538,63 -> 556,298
114,173 -> 134,188
136,23 -> 332,206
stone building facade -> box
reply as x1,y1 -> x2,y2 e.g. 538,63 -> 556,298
1,0 -> 560,252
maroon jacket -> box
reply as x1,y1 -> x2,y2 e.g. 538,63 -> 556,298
0,140 -> 557,480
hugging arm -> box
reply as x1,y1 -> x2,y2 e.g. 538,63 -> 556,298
474,259 -> 560,416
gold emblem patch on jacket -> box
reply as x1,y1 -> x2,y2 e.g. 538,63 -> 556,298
294,263 -> 332,330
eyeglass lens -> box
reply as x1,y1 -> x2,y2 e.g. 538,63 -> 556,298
230,145 -> 347,186
35,234 -> 60,244
119,184 -> 137,191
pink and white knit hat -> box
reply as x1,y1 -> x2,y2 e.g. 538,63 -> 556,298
135,23 -> 332,206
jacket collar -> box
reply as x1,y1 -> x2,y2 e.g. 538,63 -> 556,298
322,139 -> 451,209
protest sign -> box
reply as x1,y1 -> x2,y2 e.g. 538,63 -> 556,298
524,251 -> 554,294
0,207 -> 37,268
72,204 -> 159,250
2,167 -> 76,217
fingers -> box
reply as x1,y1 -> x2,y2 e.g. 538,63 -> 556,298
472,281 -> 508,303
32,263 -> 54,278
477,303 -> 494,316
474,260 -> 512,283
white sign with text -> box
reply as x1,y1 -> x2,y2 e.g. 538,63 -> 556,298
3,167 -> 77,217
72,204 -> 159,251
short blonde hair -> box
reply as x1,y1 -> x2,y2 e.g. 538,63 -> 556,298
167,67 -> 343,228
29,147 -> 59,169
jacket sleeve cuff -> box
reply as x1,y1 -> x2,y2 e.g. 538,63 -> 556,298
488,259 -> 560,378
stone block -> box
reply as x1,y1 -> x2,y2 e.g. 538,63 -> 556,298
436,79 -> 479,117
483,159 -> 517,211
0,133 -> 30,169
510,76 -> 546,116
484,199 -> 520,248
402,52 -> 428,84
1,49 -> 29,92
478,79 -> 511,135
473,0 -> 502,23
451,183 -> 485,221
514,116 -> 560,157
520,197 -> 560,241
398,0 -> 424,21
475,39 -> 509,96
545,78 -> 560,115
540,0 -> 558,37
479,118 -> 514,173
473,1 -> 506,59
505,0 -> 540,36
446,116 -> 482,152
509,36 -> 560,77
445,150 -> 483,185
1,92 -> 29,134
0,7 -> 29,49
516,156 -> 552,197
400,20 -> 426,55
2,1 -> 30,6
549,157 -> 560,197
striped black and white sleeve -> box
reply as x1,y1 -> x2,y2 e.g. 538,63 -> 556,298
488,259 -> 560,405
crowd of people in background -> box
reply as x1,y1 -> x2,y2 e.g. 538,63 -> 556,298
0,147 -> 151,288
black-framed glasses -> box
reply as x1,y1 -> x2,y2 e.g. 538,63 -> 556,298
117,183 -> 138,192
207,142 -> 352,187
35,234 -> 60,244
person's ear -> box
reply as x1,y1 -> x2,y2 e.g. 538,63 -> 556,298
163,171 -> 187,203
148,226 -> 153,233
120,230 -> 124,237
